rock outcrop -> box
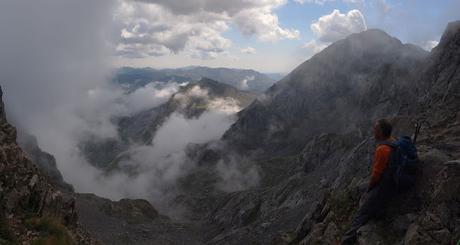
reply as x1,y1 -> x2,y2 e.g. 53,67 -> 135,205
0,86 -> 99,244
17,130 -> 74,192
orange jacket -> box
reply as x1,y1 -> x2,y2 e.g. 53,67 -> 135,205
371,145 -> 392,182
369,139 -> 395,190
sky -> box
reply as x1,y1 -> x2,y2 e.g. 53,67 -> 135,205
111,0 -> 460,73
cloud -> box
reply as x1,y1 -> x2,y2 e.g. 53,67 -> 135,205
114,1 -> 232,59
215,157 -> 260,192
110,86 -> 244,215
300,9 -> 366,59
421,40 -> 439,51
294,0 -> 365,5
238,76 -> 255,90
241,47 -> 257,54
138,0 -> 286,16
301,40 -> 328,55
311,9 -> 367,43
114,0 -> 298,59
294,0 -> 332,4
0,0 -> 122,194
232,7 -> 300,42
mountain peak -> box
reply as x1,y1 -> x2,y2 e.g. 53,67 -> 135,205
329,28 -> 407,54
350,28 -> 394,40
434,20 -> 460,52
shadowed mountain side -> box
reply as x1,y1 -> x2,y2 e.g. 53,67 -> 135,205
223,29 -> 428,156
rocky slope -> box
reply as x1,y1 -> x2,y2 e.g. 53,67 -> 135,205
75,193 -> 205,245
0,87 -> 98,244
16,131 -> 74,192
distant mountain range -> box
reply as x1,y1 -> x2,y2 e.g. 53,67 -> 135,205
112,66 -> 280,93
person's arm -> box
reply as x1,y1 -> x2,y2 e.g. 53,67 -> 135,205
367,146 -> 390,192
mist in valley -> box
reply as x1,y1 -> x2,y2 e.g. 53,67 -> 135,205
0,0 -> 261,218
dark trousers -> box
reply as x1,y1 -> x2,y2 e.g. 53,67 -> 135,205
340,182 -> 393,245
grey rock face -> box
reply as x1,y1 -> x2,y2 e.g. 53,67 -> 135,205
0,87 -> 99,244
223,29 -> 428,155
17,130 -> 74,192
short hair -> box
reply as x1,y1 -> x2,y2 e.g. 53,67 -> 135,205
377,119 -> 392,138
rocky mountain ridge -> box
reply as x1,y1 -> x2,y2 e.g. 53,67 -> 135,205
223,29 -> 428,155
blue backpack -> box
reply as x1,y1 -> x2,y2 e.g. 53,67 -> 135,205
382,136 -> 418,190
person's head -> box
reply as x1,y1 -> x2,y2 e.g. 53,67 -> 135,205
373,119 -> 392,140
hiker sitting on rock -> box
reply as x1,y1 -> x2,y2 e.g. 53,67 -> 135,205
341,119 -> 396,244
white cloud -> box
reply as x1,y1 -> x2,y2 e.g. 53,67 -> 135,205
421,40 -> 439,51
241,47 -> 257,54
111,86 -> 244,214
238,75 -> 255,90
311,9 -> 367,43
301,40 -> 328,55
215,157 -> 260,192
294,0 -> 365,5
114,0 -> 298,59
300,9 -> 367,59
294,0 -> 332,4
233,7 -> 300,42
114,2 -> 232,59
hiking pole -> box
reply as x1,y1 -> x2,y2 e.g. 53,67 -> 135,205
412,122 -> 422,145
